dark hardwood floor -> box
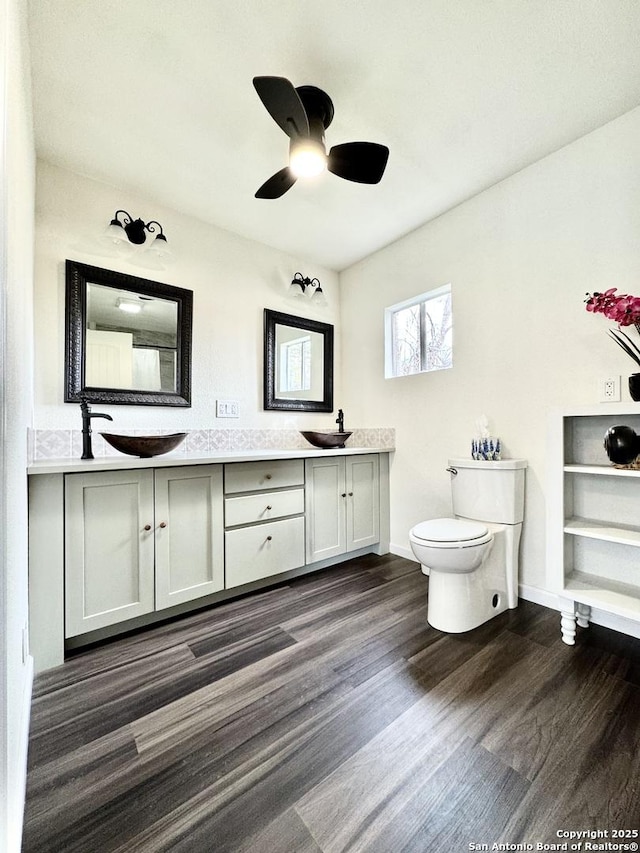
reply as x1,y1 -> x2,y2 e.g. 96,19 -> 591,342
22,555 -> 640,852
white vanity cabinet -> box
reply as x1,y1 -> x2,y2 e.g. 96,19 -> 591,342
548,407 -> 640,644
28,447 -> 391,672
305,454 -> 380,563
64,465 -> 224,637
224,459 -> 306,588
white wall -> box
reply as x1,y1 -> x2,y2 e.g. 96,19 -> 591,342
1,0 -> 35,849
341,106 -> 640,593
33,161 -> 341,432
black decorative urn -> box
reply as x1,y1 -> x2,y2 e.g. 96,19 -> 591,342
603,425 -> 640,465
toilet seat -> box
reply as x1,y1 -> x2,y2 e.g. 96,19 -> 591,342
411,517 -> 492,548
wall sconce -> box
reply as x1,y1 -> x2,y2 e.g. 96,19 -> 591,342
289,272 -> 327,305
103,210 -> 173,266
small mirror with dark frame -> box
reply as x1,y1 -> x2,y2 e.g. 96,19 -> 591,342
264,309 -> 333,412
65,260 -> 193,406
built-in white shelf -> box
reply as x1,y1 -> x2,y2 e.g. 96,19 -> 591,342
564,517 -> 640,548
564,571 -> 640,621
549,407 -> 640,644
564,464 -> 640,477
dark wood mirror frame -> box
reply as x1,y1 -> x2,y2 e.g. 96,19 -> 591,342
264,309 -> 334,412
65,260 -> 193,407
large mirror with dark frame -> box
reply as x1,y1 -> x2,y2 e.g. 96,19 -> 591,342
65,260 -> 193,406
264,309 -> 333,412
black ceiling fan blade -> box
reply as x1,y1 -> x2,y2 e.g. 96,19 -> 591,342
255,167 -> 297,199
253,76 -> 310,139
327,142 -> 390,184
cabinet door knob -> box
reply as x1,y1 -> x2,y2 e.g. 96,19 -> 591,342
265,473 -> 272,480
159,521 -> 167,529
348,492 -> 354,496
143,524 -> 152,532
266,505 -> 272,511
266,535 -> 273,541
341,493 -> 347,498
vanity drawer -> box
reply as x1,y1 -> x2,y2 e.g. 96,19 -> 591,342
225,516 -> 305,588
224,459 -> 304,494
224,488 -> 304,528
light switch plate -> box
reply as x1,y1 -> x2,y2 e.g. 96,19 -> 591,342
216,400 -> 239,418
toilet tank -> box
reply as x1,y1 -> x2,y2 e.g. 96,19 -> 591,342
448,458 -> 527,524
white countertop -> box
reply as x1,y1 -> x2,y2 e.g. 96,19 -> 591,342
28,446 -> 394,476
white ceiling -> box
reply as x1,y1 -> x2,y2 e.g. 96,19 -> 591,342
27,0 -> 640,271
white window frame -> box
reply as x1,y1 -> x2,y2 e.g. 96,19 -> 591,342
384,284 -> 452,379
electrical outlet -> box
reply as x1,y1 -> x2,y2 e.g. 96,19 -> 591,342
599,376 -> 621,402
216,400 -> 239,418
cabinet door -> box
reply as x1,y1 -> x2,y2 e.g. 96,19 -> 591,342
305,457 -> 347,562
346,454 -> 380,551
154,466 -> 224,610
65,470 -> 155,637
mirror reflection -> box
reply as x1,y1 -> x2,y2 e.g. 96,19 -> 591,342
275,324 -> 324,401
86,283 -> 178,393
264,309 -> 333,412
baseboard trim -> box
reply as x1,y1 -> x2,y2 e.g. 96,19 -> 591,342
518,583 -> 560,611
11,654 -> 33,853
389,543 -> 417,562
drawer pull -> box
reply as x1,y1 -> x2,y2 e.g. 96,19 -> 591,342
159,521 -> 167,529
266,535 -> 273,541
143,524 -> 152,532
266,505 -> 272,511
265,473 -> 272,480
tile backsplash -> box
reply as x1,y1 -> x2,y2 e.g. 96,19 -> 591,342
30,427 -> 395,461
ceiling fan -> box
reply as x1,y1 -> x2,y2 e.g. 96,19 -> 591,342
252,76 -> 390,199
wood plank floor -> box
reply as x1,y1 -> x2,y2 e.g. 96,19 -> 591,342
23,554 -> 640,852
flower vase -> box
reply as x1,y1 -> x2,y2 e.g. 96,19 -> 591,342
629,374 -> 640,402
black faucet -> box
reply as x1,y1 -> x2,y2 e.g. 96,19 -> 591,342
336,408 -> 345,433
80,400 -> 113,459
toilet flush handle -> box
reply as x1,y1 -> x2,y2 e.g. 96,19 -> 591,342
446,466 -> 458,476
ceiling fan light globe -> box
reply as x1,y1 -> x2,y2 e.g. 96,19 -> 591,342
289,142 -> 327,179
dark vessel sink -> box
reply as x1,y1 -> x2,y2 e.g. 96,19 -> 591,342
300,430 -> 353,449
100,432 -> 187,458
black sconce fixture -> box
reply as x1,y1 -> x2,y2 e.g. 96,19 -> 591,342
103,210 -> 172,266
289,272 -> 326,305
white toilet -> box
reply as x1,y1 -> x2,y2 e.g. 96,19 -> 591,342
409,458 -> 527,633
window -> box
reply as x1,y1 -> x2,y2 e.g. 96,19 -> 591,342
385,284 -> 452,378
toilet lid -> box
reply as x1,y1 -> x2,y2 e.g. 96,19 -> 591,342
412,517 -> 489,544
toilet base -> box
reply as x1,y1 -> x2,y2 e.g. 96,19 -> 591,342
425,525 -> 521,633
426,567 -> 510,632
